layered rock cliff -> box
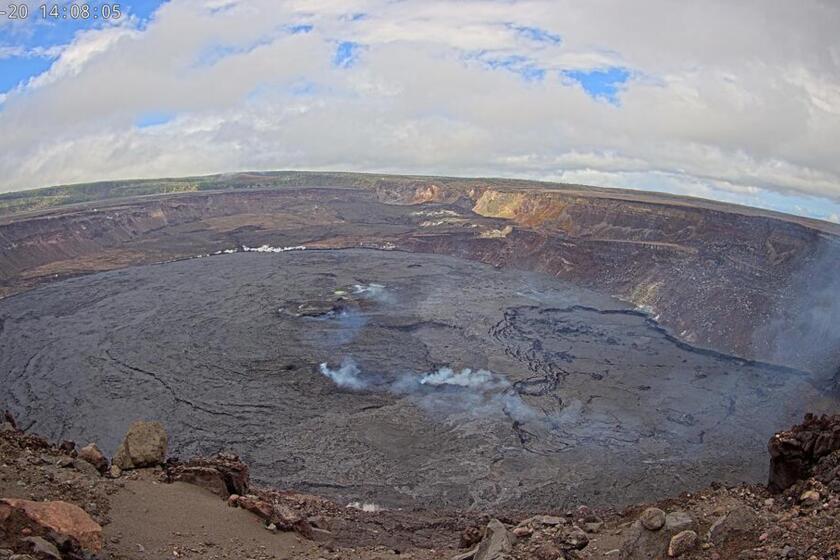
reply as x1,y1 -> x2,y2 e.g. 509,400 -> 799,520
1,175 -> 838,375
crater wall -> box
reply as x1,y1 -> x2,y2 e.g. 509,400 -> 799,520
1,177 -> 838,375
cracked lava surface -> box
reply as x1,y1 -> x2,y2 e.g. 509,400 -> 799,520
0,249 -> 835,510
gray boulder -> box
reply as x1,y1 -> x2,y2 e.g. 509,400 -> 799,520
664,511 -> 695,533
474,519 -> 512,560
668,530 -> 697,557
112,421 -> 168,470
620,511 -> 696,560
639,507 -> 666,531
707,505 -> 758,546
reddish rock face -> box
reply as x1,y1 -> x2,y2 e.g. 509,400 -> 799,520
768,413 -> 840,492
0,498 -> 102,552
165,452 -> 250,497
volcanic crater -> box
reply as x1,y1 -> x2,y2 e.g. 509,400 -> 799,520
1,172 -> 838,512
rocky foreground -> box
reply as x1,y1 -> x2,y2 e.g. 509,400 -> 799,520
1,412 -> 839,560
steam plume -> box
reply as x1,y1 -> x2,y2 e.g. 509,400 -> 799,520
353,283 -> 394,304
317,358 -> 540,422
319,358 -> 367,390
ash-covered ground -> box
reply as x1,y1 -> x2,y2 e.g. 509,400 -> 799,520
0,249 -> 835,510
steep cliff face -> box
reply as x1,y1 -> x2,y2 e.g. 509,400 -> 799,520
1,181 -> 837,374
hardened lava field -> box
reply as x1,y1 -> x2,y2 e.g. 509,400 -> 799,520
1,248 -> 833,510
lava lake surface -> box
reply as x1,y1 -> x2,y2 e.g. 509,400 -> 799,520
0,249 -> 834,509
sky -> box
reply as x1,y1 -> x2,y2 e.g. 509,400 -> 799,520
0,1 -> 839,223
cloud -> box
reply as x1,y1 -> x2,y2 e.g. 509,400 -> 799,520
0,0 -> 838,220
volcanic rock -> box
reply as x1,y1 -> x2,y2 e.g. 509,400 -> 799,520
667,530 -> 697,557
620,511 -> 694,560
71,459 -> 100,478
768,413 -> 840,492
460,525 -> 483,549
663,511 -> 695,533
19,537 -> 60,560
707,505 -> 757,546
639,507 -> 666,531
558,525 -> 589,550
228,495 -> 313,539
77,444 -> 107,474
270,503 -> 313,539
512,526 -> 532,538
235,495 -> 273,520
165,453 -> 249,497
799,489 -> 820,507
473,519 -> 511,560
57,441 -> 75,455
451,548 -> 478,560
584,520 -> 604,533
112,421 -> 168,470
0,499 -> 102,552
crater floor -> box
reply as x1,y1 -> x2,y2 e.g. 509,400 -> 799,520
0,249 -> 834,510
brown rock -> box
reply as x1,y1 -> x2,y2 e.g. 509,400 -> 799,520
768,413 -> 840,492
3,410 -> 17,429
640,507 -> 666,531
112,421 -> 168,470
558,525 -> 589,550
77,443 -> 108,473
707,506 -> 757,546
460,525 -> 483,549
164,452 -> 249,497
668,530 -> 697,557
534,543 -> 563,560
799,490 -> 820,507
512,525 -> 533,538
0,499 -> 102,552
271,503 -> 313,539
58,441 -> 75,454
236,495 -> 273,520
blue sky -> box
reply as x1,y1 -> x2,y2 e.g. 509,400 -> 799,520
562,67 -> 631,104
0,1 -> 165,92
0,1 -> 838,224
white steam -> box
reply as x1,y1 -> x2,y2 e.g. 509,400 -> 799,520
242,245 -> 307,253
319,358 -> 367,390
419,367 -> 508,390
353,283 -> 394,304
317,358 -> 540,423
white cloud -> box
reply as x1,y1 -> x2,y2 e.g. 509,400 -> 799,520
0,0 -> 838,218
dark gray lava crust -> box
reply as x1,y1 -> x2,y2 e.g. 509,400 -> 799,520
0,249 -> 835,510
